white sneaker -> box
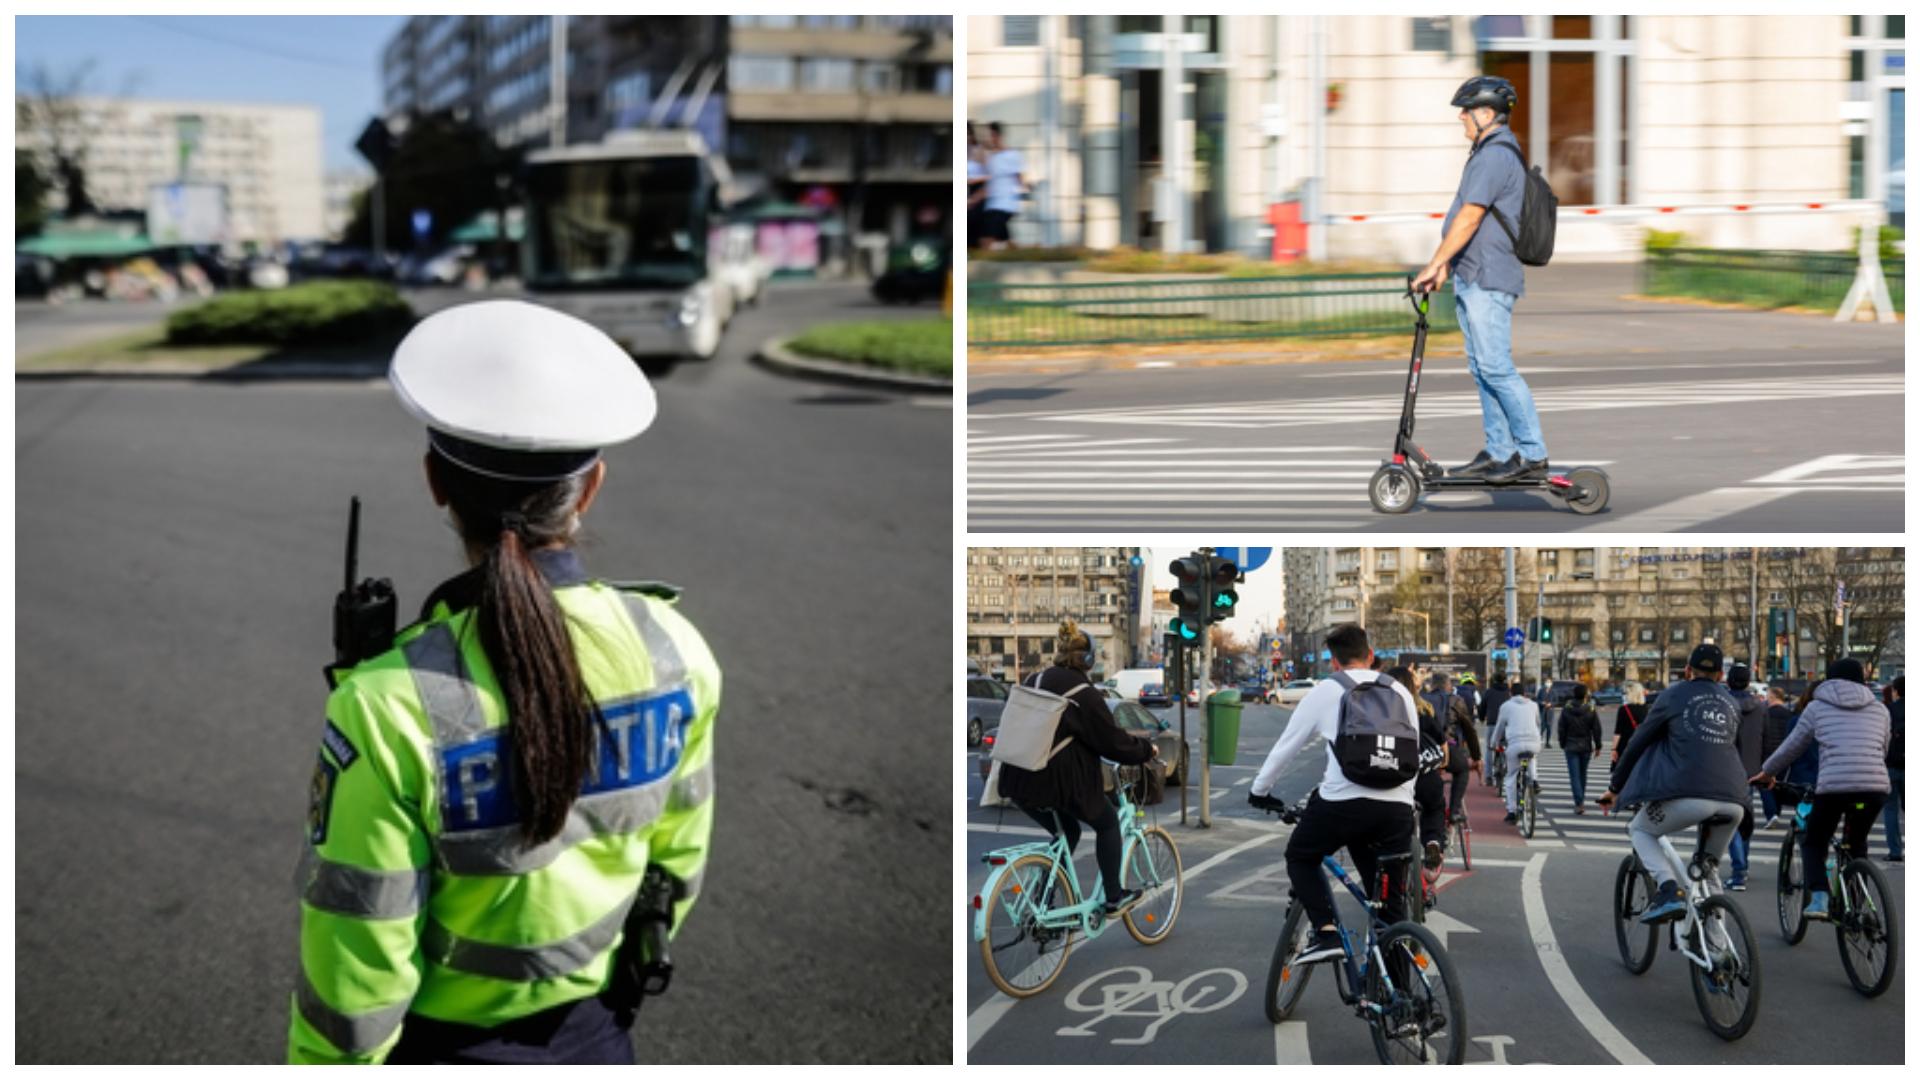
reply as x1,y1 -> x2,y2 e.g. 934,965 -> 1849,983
1763,815 -> 1779,830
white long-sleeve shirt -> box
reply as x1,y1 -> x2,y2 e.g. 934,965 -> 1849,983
1250,668 -> 1418,806
1490,696 -> 1543,752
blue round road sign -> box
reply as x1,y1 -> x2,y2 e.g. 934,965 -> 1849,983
1504,627 -> 1525,649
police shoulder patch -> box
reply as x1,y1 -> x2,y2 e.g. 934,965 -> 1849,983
321,720 -> 360,771
309,755 -> 339,846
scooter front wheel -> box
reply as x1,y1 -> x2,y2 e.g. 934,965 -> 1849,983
1368,464 -> 1421,514
1564,466 -> 1611,515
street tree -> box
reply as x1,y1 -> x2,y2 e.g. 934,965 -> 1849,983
16,151 -> 51,236
15,59 -> 136,218
1449,548 -> 1507,652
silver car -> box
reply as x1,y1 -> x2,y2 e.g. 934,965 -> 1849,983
966,676 -> 1008,749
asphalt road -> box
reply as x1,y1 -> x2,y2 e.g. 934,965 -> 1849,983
15,282 -> 952,1063
968,266 -> 1904,532
963,704 -> 1905,1064
15,297 -> 183,358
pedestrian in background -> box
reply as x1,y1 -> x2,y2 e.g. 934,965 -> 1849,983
1883,676 -> 1904,862
1610,682 -> 1648,767
1759,685 -> 1793,826
1556,684 -> 1602,815
966,122 -> 988,249
1723,665 -> 1768,890
981,122 -> 1026,250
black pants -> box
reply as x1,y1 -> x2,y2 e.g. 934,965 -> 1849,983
1022,799 -> 1124,897
1445,766 -> 1472,826
1284,791 -> 1414,931
1803,790 -> 1889,894
387,994 -> 634,1064
1415,771 -> 1447,849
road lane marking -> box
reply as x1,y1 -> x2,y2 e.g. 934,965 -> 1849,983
1520,852 -> 1653,1066
1275,1022 -> 1313,1064
968,994 -> 1021,1053
1185,832 -> 1281,883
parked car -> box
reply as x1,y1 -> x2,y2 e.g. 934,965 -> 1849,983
1110,700 -> 1195,804
1238,679 -> 1272,704
965,675 -> 1008,749
1137,682 -> 1171,708
1276,678 -> 1318,707
1592,684 -> 1625,706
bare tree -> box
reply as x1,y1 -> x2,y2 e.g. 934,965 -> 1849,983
1450,548 -> 1506,652
16,60 -> 138,217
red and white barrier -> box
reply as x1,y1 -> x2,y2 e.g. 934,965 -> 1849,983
1322,199 -> 1883,225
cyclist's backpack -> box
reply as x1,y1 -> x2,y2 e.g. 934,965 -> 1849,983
1485,141 -> 1557,267
1330,671 -> 1421,788
990,676 -> 1088,771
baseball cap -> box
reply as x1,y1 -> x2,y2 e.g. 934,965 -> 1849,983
1687,643 -> 1724,674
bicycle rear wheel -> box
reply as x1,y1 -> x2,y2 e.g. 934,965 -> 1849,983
1264,900 -> 1315,1023
1834,857 -> 1899,997
979,854 -> 1076,998
1453,814 -> 1472,872
1612,855 -> 1659,974
1688,895 -> 1761,1041
1121,826 -> 1183,945
1521,770 -> 1538,839
1367,921 -> 1468,1065
1776,829 -> 1808,944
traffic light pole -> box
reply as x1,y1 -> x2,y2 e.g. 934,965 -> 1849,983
1199,583 -> 1213,829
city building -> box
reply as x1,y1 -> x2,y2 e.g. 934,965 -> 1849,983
323,170 -> 373,240
966,548 -> 1145,680
19,97 -> 324,246
379,15 -> 951,245
968,14 -> 1904,258
1284,547 -> 1903,683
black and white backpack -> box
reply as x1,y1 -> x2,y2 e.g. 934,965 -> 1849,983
1330,671 -> 1421,788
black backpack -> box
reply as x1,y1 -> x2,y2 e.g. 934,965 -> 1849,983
1330,671 -> 1421,788
1485,141 -> 1557,267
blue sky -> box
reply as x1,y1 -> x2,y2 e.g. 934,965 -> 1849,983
16,15 -> 406,172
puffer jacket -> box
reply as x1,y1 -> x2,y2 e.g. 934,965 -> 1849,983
1556,702 -> 1603,755
1760,679 -> 1890,795
1610,677 -> 1749,808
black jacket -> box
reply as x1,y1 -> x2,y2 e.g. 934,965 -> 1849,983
1479,685 -> 1510,728
1731,690 -> 1768,775
1435,692 -> 1481,768
1557,702 -> 1603,756
1610,677 -> 1749,808
999,665 -> 1155,823
1761,702 -> 1792,761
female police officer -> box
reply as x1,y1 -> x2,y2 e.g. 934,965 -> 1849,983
289,300 -> 720,1064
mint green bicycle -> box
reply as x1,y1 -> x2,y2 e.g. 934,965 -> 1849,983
972,766 -> 1184,997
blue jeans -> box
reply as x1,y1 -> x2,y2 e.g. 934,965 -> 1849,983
1885,767 -> 1904,858
1454,280 -> 1547,461
1564,749 -> 1591,807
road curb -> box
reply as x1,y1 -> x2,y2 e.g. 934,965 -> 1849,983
753,336 -> 952,392
17,361 -> 389,383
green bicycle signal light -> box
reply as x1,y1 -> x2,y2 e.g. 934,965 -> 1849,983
1208,559 -> 1239,624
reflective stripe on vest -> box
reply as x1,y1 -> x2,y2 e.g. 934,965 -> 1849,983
296,968 -> 408,1055
296,846 -> 429,920
422,894 -> 636,981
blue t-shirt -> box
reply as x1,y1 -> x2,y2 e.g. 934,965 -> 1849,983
1443,126 -> 1528,298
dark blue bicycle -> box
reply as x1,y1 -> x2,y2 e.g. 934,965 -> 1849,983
1256,795 -> 1468,1065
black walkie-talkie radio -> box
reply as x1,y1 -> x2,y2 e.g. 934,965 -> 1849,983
326,496 -> 397,688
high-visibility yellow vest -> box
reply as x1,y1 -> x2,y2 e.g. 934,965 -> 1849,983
288,558 -> 718,1064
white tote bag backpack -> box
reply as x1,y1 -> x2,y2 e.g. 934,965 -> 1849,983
988,679 -> 1088,771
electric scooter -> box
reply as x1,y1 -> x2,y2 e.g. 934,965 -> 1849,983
1367,276 -> 1610,515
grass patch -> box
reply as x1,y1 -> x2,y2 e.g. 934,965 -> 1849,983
17,324 -> 273,371
786,318 -> 952,377
166,280 -> 413,345
971,246 -> 1092,262
1644,249 -> 1903,315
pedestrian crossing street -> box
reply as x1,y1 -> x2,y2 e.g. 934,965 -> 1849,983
967,425 -> 1902,530
1513,748 -> 1900,869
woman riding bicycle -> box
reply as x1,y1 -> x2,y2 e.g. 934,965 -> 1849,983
998,620 -> 1159,914
1392,666 -> 1451,870
1597,644 -> 1749,924
1749,659 -> 1891,920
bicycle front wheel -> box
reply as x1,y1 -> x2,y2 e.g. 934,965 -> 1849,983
979,854 -> 1076,998
1688,895 -> 1761,1041
1612,855 -> 1659,974
1121,826 -> 1183,945
1776,828 -> 1808,944
1264,900 -> 1315,1022
1835,857 -> 1900,997
1367,921 -> 1468,1065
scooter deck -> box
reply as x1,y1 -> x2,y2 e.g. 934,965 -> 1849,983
1415,473 -> 1576,492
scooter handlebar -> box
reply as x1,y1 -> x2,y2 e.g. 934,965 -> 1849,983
1404,273 -> 1431,316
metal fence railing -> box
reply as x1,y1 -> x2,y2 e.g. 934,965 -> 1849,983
967,272 -> 1450,348
1643,247 -> 1905,314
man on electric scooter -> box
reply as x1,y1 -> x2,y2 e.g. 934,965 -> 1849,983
1410,75 -> 1548,486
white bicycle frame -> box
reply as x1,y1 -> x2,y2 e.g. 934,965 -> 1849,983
1650,833 -> 1739,973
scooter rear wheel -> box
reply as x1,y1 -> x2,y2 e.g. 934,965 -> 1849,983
1565,466 -> 1610,515
1369,464 -> 1420,514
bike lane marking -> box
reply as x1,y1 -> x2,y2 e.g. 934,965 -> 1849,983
967,829 -> 1279,1055
1519,852 -> 1653,1066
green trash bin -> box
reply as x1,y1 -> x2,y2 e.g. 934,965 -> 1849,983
1206,688 -> 1243,766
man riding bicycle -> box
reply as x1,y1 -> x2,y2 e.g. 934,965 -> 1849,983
1249,624 -> 1421,964
1489,681 -> 1543,825
998,620 -> 1160,915
1597,644 -> 1750,923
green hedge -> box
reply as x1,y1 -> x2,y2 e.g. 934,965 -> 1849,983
786,318 -> 952,376
165,281 -> 413,345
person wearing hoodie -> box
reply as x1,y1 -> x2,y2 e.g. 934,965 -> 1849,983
1490,682 -> 1543,825
1556,684 -> 1604,814
1722,664 -> 1770,890
1597,644 -> 1749,924
1752,659 -> 1892,920
1758,685 -> 1794,826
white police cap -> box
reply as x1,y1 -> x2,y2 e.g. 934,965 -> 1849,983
389,299 -> 656,482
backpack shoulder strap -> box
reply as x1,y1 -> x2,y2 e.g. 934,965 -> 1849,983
1329,670 -> 1358,692
1482,139 -> 1527,245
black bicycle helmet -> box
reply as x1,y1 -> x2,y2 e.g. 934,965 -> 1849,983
1451,75 -> 1517,116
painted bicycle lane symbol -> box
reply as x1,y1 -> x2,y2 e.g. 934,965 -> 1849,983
1054,965 -> 1247,1046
